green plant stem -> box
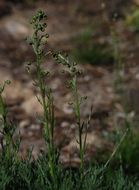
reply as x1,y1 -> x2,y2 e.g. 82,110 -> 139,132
36,53 -> 56,181
72,76 -> 84,176
103,128 -> 129,171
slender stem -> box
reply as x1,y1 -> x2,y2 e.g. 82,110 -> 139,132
72,75 -> 84,179
103,128 -> 129,171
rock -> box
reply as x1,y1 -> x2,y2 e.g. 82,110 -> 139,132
62,102 -> 73,114
21,95 -> 43,116
3,19 -> 29,40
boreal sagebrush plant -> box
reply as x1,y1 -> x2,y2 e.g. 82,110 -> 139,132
27,10 -> 58,189
52,53 -> 91,188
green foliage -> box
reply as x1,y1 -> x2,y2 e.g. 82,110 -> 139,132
103,168 -> 139,190
110,118 -> 139,176
0,158 -> 139,190
118,131 -> 139,174
72,28 -> 114,65
126,9 -> 139,32
0,80 -> 20,165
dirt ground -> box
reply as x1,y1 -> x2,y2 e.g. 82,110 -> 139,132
0,0 -> 139,166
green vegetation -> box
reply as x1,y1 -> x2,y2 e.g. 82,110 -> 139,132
118,129 -> 139,174
126,9 -> 139,32
0,9 -> 139,189
72,28 -> 114,65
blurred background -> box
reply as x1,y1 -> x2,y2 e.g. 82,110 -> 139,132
0,0 -> 139,167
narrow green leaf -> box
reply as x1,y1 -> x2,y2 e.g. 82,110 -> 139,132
0,95 -> 4,115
